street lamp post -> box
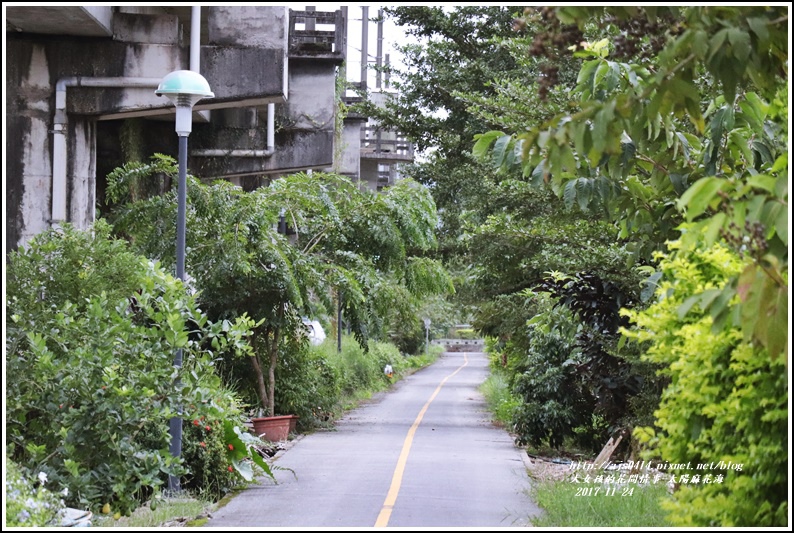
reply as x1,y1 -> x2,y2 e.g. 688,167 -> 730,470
155,70 -> 214,494
278,208 -> 287,235
423,318 -> 431,355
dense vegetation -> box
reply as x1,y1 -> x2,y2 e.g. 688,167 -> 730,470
372,5 -> 788,526
6,223 -> 443,517
5,5 -> 787,527
6,164 -> 451,518
106,160 -> 452,417
6,222 -> 256,515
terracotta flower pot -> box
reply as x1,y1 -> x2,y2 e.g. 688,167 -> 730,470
251,415 -> 292,442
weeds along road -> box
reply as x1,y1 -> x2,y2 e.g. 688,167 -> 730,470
203,350 -> 540,528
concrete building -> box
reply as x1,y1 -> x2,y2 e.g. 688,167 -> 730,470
357,89 -> 414,191
338,6 -> 415,192
5,5 -> 415,256
5,6 -> 346,254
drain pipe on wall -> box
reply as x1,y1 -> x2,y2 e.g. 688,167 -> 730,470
190,6 -> 211,123
191,102 -> 275,157
51,8 -> 206,227
51,76 -> 161,227
190,6 -> 201,72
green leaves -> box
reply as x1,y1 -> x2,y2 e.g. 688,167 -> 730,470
6,222 -> 253,514
677,177 -> 726,220
108,162 -> 448,415
223,421 -> 275,482
622,237 -> 788,526
737,260 -> 788,359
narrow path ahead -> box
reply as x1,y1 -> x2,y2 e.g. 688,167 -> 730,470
204,351 -> 540,528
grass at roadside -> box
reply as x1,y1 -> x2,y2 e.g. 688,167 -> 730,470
529,478 -> 672,527
479,372 -> 520,426
92,496 -> 215,528
478,360 -> 672,527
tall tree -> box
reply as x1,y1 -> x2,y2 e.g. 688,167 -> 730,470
358,7 -> 658,449
106,158 -> 452,416
476,6 -> 788,358
357,6 -> 531,250
366,6 -> 642,335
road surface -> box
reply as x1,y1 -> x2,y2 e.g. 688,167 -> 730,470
204,350 -> 540,528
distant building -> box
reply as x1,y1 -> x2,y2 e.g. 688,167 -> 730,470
357,90 -> 415,192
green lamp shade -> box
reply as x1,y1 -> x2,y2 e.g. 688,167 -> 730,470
155,70 -> 214,102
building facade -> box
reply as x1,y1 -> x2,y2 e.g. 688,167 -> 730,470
5,5 -> 414,255
5,6 -> 346,254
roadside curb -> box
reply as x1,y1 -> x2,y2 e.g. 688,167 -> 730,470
519,447 -> 533,474
270,433 -> 305,462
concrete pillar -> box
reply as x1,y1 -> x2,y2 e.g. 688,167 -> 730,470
360,6 -> 368,91
376,9 -> 383,89
14,44 -> 54,248
68,118 -> 97,229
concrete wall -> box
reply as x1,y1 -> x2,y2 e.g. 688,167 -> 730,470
6,41 -> 50,250
189,59 -> 340,178
5,6 -> 331,255
360,159 -> 381,192
333,116 -> 367,180
69,120 -> 98,229
273,59 -> 337,172
5,34 -> 177,249
208,6 -> 289,49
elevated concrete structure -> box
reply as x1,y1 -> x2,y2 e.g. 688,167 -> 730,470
349,91 -> 416,192
5,6 -> 347,253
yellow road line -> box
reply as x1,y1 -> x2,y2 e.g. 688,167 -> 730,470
374,352 -> 469,527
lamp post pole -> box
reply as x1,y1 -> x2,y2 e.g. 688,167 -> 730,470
155,70 -> 214,494
168,131 -> 189,494
423,318 -> 431,355
176,134 -> 188,281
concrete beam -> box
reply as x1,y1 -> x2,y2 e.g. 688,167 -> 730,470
5,6 -> 113,36
112,12 -> 181,44
208,6 -> 288,48
41,40 -> 287,118
191,130 -> 334,178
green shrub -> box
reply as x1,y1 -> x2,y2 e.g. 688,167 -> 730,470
454,328 -> 478,340
6,222 -> 254,515
5,456 -> 66,527
275,339 -> 341,429
492,287 -> 658,455
479,373 -> 520,426
179,407 -> 244,501
622,240 -> 788,526
323,337 -> 397,396
367,340 -> 404,378
386,315 -> 426,355
277,336 -> 405,429
512,316 -> 602,450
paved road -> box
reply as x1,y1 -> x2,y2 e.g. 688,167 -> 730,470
204,350 -> 540,528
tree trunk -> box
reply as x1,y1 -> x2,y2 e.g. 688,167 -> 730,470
267,341 -> 277,417
266,306 -> 284,417
249,351 -> 269,415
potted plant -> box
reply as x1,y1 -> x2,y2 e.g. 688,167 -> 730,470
242,306 -> 307,440
250,415 -> 293,442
